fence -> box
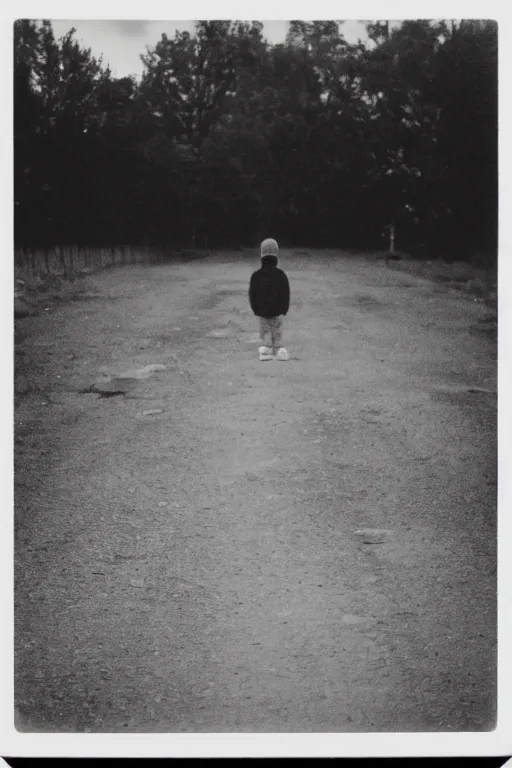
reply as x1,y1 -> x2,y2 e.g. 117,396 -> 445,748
14,245 -> 160,287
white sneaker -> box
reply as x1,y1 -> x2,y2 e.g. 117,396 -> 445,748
259,346 -> 273,361
276,347 -> 290,361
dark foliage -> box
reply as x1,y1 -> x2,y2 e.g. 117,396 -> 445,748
14,19 -> 497,262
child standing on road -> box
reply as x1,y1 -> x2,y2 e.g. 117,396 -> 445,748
249,238 -> 290,361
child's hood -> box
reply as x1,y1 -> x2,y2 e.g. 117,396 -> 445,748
260,255 -> 278,268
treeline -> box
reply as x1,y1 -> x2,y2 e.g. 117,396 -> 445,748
14,19 -> 497,261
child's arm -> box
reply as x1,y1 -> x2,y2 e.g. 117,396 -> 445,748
249,273 -> 259,315
281,273 -> 290,316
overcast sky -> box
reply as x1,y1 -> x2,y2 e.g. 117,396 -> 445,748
48,20 -> 370,79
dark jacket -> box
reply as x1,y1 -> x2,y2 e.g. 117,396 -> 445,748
249,256 -> 290,319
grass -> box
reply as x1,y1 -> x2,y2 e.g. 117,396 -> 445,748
391,257 -> 497,308
365,248 -> 497,310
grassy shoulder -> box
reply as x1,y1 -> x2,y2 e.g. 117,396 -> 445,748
369,250 -> 497,311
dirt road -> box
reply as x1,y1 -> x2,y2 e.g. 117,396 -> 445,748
14,250 -> 497,732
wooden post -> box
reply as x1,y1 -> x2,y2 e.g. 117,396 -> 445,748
389,224 -> 395,254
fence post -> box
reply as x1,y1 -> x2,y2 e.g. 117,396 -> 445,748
27,249 -> 32,285
389,224 -> 395,255
37,249 -> 44,280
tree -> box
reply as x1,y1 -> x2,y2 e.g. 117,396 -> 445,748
13,18 -> 498,261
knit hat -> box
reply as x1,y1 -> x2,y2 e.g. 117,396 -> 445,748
261,238 -> 279,259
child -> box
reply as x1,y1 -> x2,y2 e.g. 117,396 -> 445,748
249,238 -> 290,361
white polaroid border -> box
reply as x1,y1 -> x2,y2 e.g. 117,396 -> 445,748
2,0 -> 510,759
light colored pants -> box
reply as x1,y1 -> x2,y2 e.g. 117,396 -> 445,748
259,316 -> 283,353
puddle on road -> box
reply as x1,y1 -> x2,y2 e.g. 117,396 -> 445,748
79,364 -> 168,398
